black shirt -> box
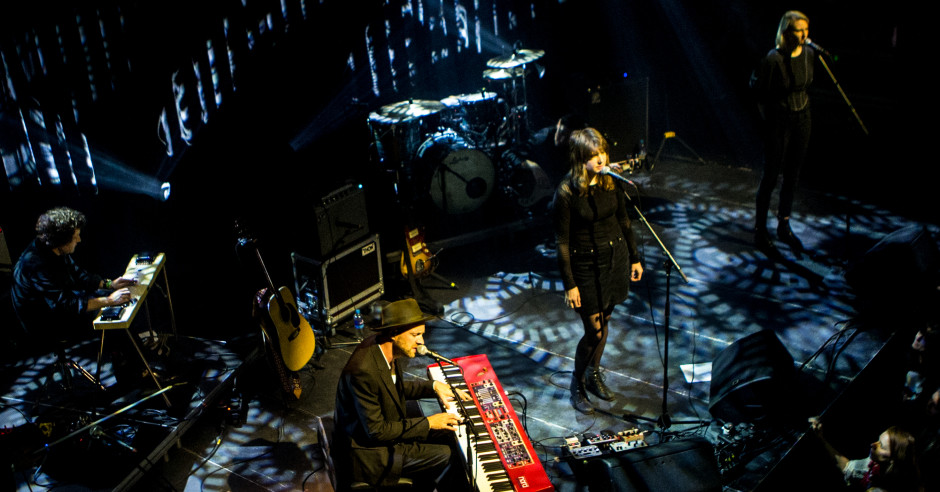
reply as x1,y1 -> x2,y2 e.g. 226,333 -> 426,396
11,239 -> 102,340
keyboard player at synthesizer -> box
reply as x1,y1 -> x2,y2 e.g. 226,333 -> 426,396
11,207 -> 138,347
332,298 -> 471,491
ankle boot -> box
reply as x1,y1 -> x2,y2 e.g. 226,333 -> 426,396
777,219 -> 804,251
754,226 -> 774,251
569,373 -> 594,414
584,367 -> 615,401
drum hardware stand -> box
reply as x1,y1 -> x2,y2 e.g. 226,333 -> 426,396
486,44 -> 544,148
649,131 -> 705,172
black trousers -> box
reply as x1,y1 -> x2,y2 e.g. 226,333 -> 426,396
756,107 -> 811,227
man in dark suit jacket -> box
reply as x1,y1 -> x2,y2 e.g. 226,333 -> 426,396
332,298 -> 467,490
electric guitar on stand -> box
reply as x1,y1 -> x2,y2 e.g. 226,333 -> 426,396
400,225 -> 438,279
398,223 -> 451,316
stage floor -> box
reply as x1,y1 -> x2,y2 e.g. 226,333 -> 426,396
3,156 -> 937,491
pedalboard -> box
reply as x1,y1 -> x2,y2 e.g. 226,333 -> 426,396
562,428 -> 648,463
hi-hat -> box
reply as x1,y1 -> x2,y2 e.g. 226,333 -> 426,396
483,67 -> 526,80
373,99 -> 446,122
485,49 -> 544,68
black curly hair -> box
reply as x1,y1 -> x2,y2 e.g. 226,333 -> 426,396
36,207 -> 86,248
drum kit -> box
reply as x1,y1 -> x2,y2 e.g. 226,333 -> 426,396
369,48 -> 552,215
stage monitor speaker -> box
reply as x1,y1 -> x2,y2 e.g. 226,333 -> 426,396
312,184 -> 369,258
709,329 -> 794,423
585,77 -> 649,163
584,437 -> 720,492
845,225 -> 938,316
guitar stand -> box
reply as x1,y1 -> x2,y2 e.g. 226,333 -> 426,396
399,249 -> 446,316
413,281 -> 445,316
422,271 -> 458,290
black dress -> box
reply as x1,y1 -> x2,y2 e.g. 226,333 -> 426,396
553,180 -> 640,314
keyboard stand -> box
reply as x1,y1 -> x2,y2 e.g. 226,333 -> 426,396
93,253 -> 176,407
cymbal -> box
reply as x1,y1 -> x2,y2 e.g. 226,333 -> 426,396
443,92 -> 497,105
373,99 -> 446,122
483,67 -> 526,80
485,49 -> 544,68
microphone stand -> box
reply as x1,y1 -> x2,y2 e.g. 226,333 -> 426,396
815,52 -> 868,137
607,175 -> 704,432
813,48 -> 869,262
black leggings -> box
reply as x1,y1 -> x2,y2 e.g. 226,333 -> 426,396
574,306 -> 614,379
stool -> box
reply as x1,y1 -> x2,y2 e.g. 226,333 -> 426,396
51,347 -> 105,391
348,477 -> 413,491
36,342 -> 106,395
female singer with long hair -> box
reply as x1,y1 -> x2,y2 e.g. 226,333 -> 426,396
553,128 -> 643,414
754,10 -> 814,254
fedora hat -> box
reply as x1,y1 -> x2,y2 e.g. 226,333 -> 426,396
375,298 -> 434,331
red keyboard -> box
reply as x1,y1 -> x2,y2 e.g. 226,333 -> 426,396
428,354 -> 554,492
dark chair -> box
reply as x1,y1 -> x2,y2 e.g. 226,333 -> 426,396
329,429 -> 414,491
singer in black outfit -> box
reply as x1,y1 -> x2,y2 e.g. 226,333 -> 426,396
332,298 -> 469,491
754,10 -> 814,254
553,128 -> 643,414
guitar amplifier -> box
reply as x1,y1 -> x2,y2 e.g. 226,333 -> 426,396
312,184 -> 370,258
292,234 -> 384,332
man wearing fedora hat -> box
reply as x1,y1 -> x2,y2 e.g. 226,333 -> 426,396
332,298 -> 468,491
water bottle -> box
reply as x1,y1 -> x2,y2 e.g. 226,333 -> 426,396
303,290 -> 319,321
353,308 -> 364,340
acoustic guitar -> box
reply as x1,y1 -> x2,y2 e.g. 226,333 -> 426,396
252,288 -> 303,399
237,224 -> 315,373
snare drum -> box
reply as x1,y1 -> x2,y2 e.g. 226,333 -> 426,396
415,130 -> 495,214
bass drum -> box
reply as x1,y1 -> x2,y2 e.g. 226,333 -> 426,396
415,130 -> 495,214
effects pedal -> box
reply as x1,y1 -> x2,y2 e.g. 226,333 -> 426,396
562,427 -> 648,462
